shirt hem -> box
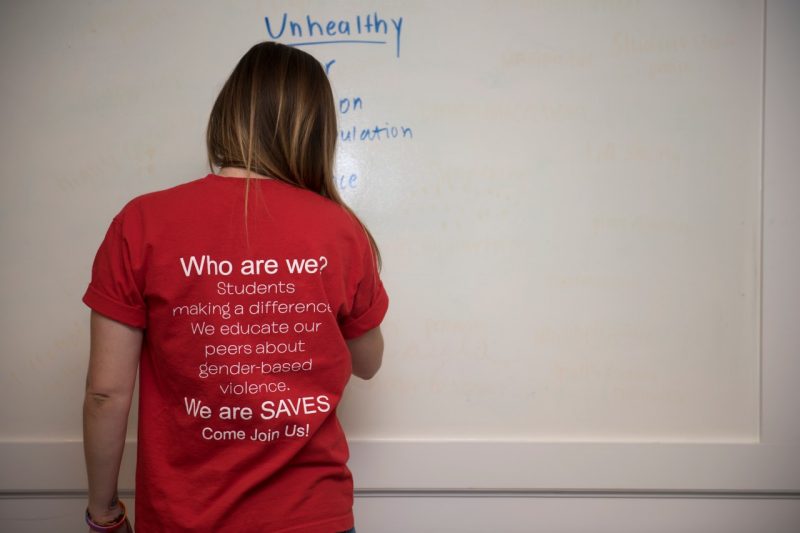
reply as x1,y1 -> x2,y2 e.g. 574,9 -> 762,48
264,509 -> 354,533
340,284 -> 389,339
82,284 -> 147,328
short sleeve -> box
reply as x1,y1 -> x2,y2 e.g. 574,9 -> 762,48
82,215 -> 147,328
339,237 -> 389,340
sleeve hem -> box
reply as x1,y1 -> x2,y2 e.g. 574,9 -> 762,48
82,284 -> 147,329
340,285 -> 389,340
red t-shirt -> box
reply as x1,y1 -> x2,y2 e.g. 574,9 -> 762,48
83,173 -> 388,533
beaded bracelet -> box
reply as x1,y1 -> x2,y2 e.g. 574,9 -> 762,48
85,499 -> 128,532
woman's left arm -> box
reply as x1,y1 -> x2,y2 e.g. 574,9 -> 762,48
83,310 -> 142,525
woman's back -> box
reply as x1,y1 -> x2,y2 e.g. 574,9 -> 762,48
83,41 -> 386,533
83,171 -> 387,532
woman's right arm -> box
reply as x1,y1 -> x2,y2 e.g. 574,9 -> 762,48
83,310 -> 141,531
347,326 -> 384,380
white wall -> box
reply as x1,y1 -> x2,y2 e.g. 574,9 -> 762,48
0,0 -> 798,531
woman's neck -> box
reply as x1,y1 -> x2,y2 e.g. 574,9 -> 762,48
217,167 -> 272,179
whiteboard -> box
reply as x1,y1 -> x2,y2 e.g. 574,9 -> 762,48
2,0 -> 791,498
289,0 -> 762,442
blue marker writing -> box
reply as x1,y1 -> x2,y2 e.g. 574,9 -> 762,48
265,12 -> 404,58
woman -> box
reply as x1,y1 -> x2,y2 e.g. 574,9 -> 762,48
82,41 -> 388,532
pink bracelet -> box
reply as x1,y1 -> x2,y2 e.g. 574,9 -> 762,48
85,499 -> 128,532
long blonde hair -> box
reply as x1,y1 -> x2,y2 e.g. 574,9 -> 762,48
206,41 -> 381,269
